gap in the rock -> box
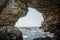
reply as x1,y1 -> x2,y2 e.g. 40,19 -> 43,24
15,7 -> 44,27
15,7 -> 45,40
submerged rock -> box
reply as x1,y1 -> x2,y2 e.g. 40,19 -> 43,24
19,27 -> 31,30
0,26 -> 23,40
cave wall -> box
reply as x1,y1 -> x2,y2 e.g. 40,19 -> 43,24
0,0 -> 28,26
20,0 -> 60,37
0,0 -> 28,40
19,0 -> 60,38
0,0 -> 60,39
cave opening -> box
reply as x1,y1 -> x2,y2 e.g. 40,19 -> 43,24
14,7 -> 46,40
15,7 -> 44,27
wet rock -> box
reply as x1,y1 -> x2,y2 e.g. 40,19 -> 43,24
19,27 -> 31,30
0,26 -> 23,40
33,37 -> 57,40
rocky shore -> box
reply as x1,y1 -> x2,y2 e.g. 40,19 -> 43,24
33,37 -> 57,40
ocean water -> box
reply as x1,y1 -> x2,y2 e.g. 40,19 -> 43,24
19,27 -> 46,40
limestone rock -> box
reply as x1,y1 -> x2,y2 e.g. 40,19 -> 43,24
0,26 -> 23,40
0,0 -> 60,39
0,0 -> 28,26
0,0 -> 27,40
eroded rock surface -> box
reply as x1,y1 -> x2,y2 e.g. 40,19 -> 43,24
0,0 -> 28,26
0,0 -> 60,40
0,26 -> 23,40
33,37 -> 56,40
0,0 -> 27,40
26,0 -> 60,38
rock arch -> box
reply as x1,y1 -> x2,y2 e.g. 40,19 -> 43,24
25,0 -> 60,38
0,0 -> 60,39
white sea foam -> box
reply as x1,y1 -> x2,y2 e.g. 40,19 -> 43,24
23,35 -> 28,38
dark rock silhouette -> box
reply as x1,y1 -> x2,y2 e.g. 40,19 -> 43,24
33,37 -> 57,40
0,26 -> 23,40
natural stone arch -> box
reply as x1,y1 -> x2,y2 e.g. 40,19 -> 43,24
21,0 -> 60,37
0,0 -> 60,40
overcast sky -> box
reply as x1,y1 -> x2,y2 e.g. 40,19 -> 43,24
15,7 -> 44,27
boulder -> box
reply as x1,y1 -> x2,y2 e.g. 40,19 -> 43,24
0,26 -> 23,40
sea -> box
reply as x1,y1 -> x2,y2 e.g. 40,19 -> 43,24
18,27 -> 46,40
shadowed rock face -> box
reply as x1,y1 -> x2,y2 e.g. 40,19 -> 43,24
0,0 -> 28,26
0,0 -> 27,40
0,26 -> 23,40
33,37 -> 57,40
0,0 -> 60,39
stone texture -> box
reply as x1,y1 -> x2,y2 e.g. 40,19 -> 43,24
0,0 -> 28,26
0,0 -> 27,40
0,0 -> 60,39
33,37 -> 56,40
24,0 -> 60,38
0,26 -> 23,40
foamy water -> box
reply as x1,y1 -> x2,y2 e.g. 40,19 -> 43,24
19,27 -> 46,40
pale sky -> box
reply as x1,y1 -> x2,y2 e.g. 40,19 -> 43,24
15,7 -> 44,27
